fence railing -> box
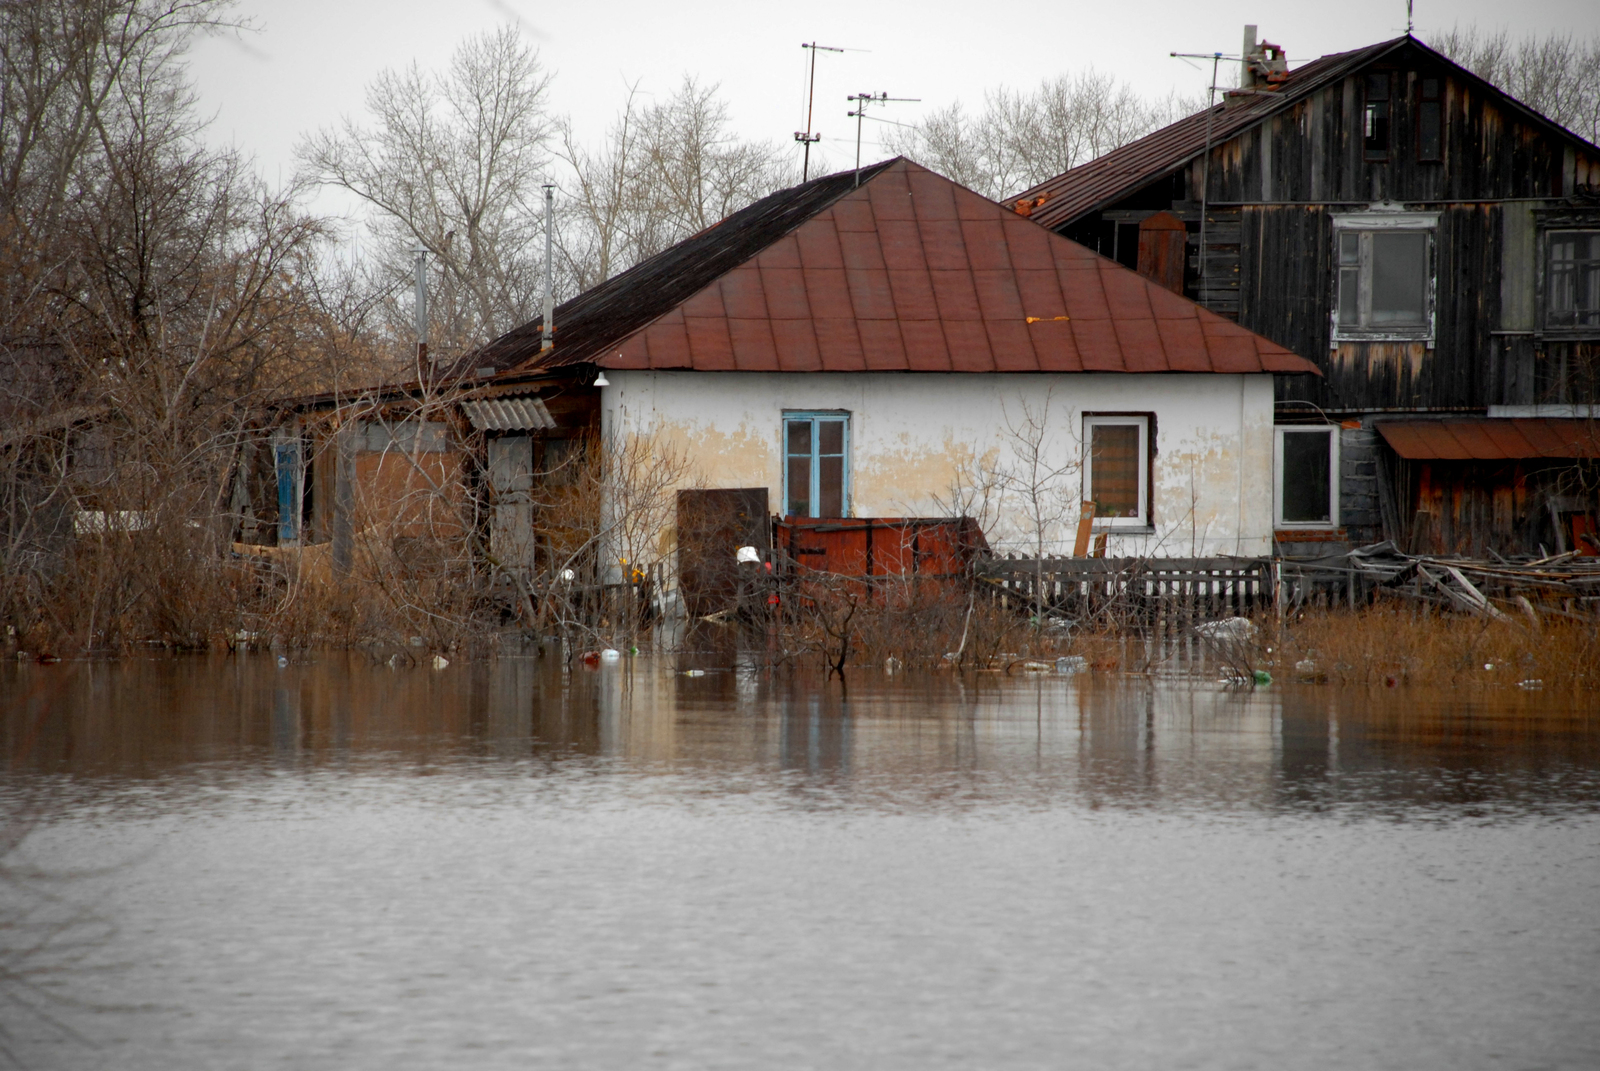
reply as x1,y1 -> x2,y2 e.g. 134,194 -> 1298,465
978,555 -> 1277,633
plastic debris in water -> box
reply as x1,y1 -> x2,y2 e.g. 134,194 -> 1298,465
1056,656 -> 1088,675
432,655 -> 450,670
1253,669 -> 1272,685
600,649 -> 621,662
1195,618 -> 1256,641
884,656 -> 902,674
683,669 -> 706,677
1518,679 -> 1544,689
277,655 -> 289,668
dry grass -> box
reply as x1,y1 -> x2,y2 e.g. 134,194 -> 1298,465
1270,604 -> 1600,691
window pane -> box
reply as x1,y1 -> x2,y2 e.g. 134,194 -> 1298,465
786,419 -> 811,456
786,456 -> 811,516
1090,424 -> 1140,518
1281,431 -> 1332,523
1370,231 -> 1427,325
1338,265 -> 1361,326
1338,232 -> 1360,265
818,419 -> 843,455
1548,231 -> 1600,327
1418,101 -> 1441,160
818,456 -> 844,517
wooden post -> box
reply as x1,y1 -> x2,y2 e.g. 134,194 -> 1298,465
1073,502 -> 1096,557
332,419 -> 356,579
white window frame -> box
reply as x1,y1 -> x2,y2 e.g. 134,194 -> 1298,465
1331,209 -> 1438,344
1083,414 -> 1151,529
1274,426 -> 1340,530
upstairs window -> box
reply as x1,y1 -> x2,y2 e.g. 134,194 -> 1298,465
1363,73 -> 1391,160
1545,230 -> 1600,330
1333,212 -> 1437,341
1275,427 -> 1339,529
1084,415 -> 1150,528
784,412 -> 849,518
1416,77 -> 1442,162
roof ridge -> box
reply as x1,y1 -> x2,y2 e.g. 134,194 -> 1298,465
470,159 -> 903,373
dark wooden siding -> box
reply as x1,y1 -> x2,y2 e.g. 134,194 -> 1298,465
1061,41 -> 1600,413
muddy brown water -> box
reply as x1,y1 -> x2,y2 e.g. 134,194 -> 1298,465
3,654 -> 1599,1070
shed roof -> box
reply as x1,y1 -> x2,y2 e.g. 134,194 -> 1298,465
1011,34 -> 1600,231
1377,419 -> 1600,459
478,158 -> 1317,377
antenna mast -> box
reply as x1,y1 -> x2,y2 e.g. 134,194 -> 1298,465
795,42 -> 843,182
847,92 -> 920,186
1170,48 -> 1244,306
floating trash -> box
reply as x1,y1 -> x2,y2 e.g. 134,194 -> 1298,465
431,654 -> 450,670
683,669 -> 706,677
1518,679 -> 1544,689
599,648 -> 621,662
1195,618 -> 1256,641
1055,655 -> 1088,675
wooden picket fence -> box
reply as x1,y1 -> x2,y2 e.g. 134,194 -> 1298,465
978,555 -> 1277,635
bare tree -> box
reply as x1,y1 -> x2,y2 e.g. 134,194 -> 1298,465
555,77 -> 794,289
0,0 -> 343,656
297,27 -> 555,354
883,69 -> 1203,200
1431,26 -> 1600,145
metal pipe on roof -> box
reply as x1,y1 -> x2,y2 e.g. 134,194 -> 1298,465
542,184 -> 555,353
413,244 -> 428,364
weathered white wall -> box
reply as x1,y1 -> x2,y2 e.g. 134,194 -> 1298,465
602,371 -> 1276,558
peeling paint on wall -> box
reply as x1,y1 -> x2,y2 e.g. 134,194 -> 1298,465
605,371 -> 1279,559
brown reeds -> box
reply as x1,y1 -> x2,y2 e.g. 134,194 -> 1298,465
1271,604 -> 1600,691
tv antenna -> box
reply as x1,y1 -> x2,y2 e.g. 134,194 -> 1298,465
795,42 -> 863,181
847,92 -> 919,186
1170,49 -> 1244,298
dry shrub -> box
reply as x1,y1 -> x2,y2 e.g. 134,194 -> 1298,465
773,576 -> 1124,673
1275,604 -> 1600,690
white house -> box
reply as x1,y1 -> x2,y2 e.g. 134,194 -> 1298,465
471,158 -> 1319,567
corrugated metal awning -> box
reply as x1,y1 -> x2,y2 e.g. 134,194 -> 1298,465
1376,419 -> 1600,459
460,395 -> 556,431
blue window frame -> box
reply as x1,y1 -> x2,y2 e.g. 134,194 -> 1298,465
783,412 -> 850,517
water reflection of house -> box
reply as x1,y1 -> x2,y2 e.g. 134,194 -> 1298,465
1009,29 -> 1600,557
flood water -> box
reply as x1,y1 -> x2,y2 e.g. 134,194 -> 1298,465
3,654 -> 1599,1070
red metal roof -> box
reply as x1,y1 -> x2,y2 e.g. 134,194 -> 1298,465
507,159 -> 1315,377
1377,419 -> 1600,459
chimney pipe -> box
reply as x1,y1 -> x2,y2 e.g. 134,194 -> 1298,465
412,244 -> 428,364
1241,25 -> 1258,90
542,183 -> 555,353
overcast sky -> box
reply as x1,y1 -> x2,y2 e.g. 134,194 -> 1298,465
188,0 -> 1600,203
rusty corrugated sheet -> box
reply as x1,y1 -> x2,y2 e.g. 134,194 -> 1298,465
1377,419 -> 1600,459
476,159 -> 1317,378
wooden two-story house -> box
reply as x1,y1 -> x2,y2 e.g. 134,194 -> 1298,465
1013,31 -> 1600,557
